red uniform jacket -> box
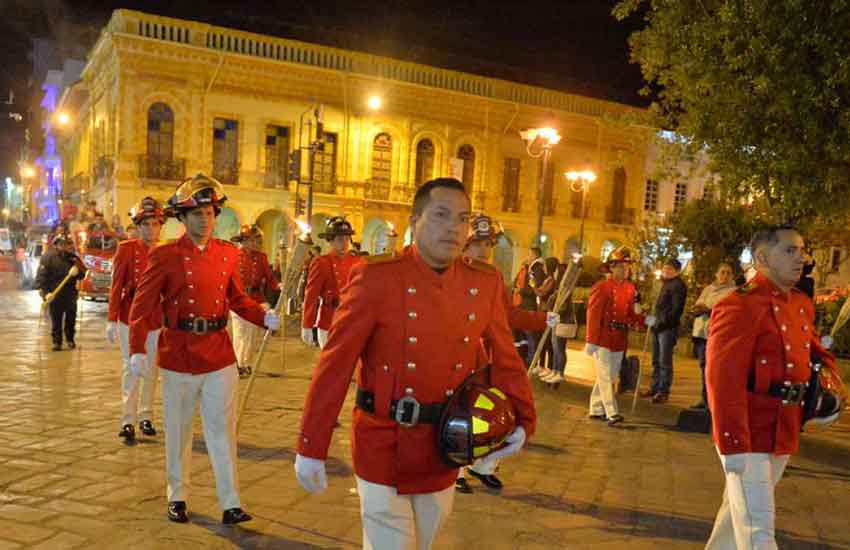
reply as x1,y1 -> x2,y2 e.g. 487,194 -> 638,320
128,235 -> 267,374
297,246 -> 536,494
586,277 -> 644,352
108,239 -> 161,326
301,251 -> 361,330
238,248 -> 280,304
706,272 -> 838,455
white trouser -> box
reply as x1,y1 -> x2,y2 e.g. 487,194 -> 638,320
161,365 -> 241,511
230,311 -> 262,368
356,477 -> 455,550
706,452 -> 789,550
468,457 -> 499,476
118,322 -> 159,427
588,347 -> 623,417
317,328 -> 329,349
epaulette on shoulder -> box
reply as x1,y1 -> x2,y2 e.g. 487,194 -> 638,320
363,251 -> 401,265
736,281 -> 758,295
463,257 -> 498,274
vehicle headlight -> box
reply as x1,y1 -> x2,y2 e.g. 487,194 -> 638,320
83,255 -> 97,269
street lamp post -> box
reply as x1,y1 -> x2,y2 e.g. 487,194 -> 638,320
520,127 -> 561,250
565,170 -> 597,255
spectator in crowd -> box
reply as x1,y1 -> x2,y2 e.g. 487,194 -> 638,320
795,251 -> 816,300
690,262 -> 736,410
533,257 -> 560,378
641,258 -> 687,404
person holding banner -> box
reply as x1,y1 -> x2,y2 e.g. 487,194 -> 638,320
128,174 -> 279,525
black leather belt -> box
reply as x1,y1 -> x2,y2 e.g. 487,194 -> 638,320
356,388 -> 444,428
748,379 -> 808,406
245,286 -> 258,294
171,317 -> 228,335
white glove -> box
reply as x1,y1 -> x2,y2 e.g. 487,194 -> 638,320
545,312 -> 559,328
294,454 -> 327,494
264,310 -> 280,331
130,353 -> 148,377
301,328 -> 315,346
261,302 -> 272,311
645,315 -> 657,328
822,335 -> 834,350
106,322 -> 118,344
719,453 -> 746,475
584,343 -> 599,357
69,265 -> 79,277
317,328 -> 329,349
482,426 -> 526,463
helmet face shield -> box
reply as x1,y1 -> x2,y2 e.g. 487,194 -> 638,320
438,369 -> 517,467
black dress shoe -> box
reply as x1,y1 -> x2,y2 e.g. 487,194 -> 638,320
119,424 -> 135,443
139,420 -> 156,436
468,469 -> 503,490
607,414 -> 625,426
222,507 -> 252,525
455,477 -> 473,494
52,342 -> 61,351
67,341 -> 76,349
168,501 -> 189,523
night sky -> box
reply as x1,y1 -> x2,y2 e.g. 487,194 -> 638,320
0,0 -> 647,184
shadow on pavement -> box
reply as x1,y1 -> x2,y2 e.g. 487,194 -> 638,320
505,491 -> 845,549
193,512 -> 353,549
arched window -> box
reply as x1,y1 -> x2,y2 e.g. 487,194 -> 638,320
415,139 -> 435,187
147,103 -> 174,161
457,144 -> 475,192
369,133 -> 392,200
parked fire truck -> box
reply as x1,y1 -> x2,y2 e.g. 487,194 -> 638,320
74,222 -> 118,301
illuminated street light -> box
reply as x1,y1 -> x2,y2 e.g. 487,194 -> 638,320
21,165 -> 35,178
367,95 -> 383,111
55,111 -> 71,126
1,209 -> 9,217
565,169 -> 597,255
521,127 -> 562,250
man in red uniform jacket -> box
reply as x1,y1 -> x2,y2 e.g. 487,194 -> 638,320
128,175 -> 279,525
231,224 -> 280,378
107,197 -> 164,443
705,225 -> 841,549
294,179 -> 536,550
301,216 -> 361,349
584,247 -> 645,426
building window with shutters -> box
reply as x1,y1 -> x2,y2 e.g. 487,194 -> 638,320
140,103 -> 183,180
213,118 -> 239,184
457,144 -> 475,193
264,125 -> 289,188
644,179 -> 659,212
313,132 -> 337,193
674,182 -> 688,211
502,158 -> 520,212
369,133 -> 392,200
415,139 -> 435,187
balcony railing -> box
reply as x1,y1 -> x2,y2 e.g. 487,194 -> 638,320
606,207 -> 636,226
312,178 -> 336,195
94,156 -> 115,180
138,155 -> 186,180
263,171 -> 289,189
212,164 -> 239,185
365,180 -> 391,201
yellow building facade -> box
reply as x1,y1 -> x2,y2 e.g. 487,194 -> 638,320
57,9 -> 648,280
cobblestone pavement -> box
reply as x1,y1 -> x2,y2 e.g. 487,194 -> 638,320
1,274 -> 849,549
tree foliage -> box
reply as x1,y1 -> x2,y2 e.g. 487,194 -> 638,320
614,0 -> 850,224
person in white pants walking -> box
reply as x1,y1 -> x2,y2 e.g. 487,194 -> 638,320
106,197 -> 164,443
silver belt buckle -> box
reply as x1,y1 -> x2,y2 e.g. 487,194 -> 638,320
192,317 -> 209,335
782,381 -> 805,405
394,395 -> 421,428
